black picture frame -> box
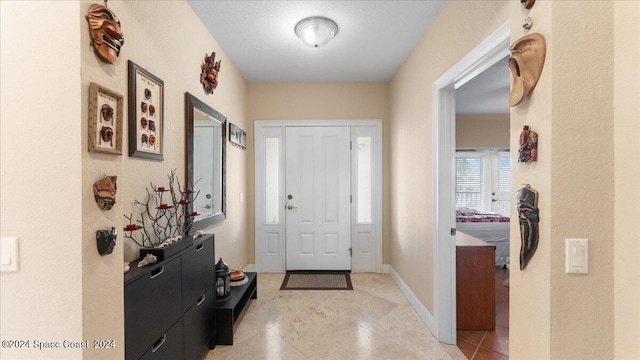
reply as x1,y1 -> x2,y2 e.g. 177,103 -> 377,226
128,60 -> 164,160
229,122 -> 247,150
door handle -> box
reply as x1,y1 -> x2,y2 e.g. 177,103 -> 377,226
286,204 -> 297,210
492,199 -> 498,202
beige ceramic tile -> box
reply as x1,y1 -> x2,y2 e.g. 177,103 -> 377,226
206,273 -> 464,360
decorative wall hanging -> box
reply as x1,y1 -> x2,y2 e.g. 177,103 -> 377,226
200,51 -> 222,95
507,33 -> 546,107
521,0 -> 535,9
229,123 -> 247,150
123,169 -> 200,261
128,61 -> 164,160
88,82 -> 123,154
94,175 -> 117,210
517,184 -> 539,270
96,227 -> 117,255
518,125 -> 538,162
86,2 -> 125,64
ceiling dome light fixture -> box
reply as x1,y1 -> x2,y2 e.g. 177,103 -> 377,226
294,16 -> 338,48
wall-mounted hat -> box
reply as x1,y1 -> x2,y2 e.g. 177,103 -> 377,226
508,33 -> 546,107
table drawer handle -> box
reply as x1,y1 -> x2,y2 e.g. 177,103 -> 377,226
151,334 -> 166,353
150,266 -> 164,279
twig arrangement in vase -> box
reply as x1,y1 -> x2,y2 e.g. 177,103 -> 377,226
123,169 -> 201,260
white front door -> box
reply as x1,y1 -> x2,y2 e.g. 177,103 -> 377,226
285,126 -> 352,270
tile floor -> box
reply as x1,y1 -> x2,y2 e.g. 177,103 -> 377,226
206,273 -> 467,360
456,267 -> 510,359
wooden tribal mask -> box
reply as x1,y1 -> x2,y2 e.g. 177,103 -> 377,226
508,33 -> 546,107
200,52 -> 222,95
93,175 -> 117,210
87,3 -> 124,64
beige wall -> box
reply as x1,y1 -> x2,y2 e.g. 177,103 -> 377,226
1,1 -> 248,359
0,2 -> 84,359
247,82 -> 391,263
456,114 -> 509,149
2,1 -> 638,359
392,0 -> 638,359
389,0 -> 509,314
508,1 -> 553,357
79,1 -> 249,358
548,2 -> 615,359
614,1 -> 640,358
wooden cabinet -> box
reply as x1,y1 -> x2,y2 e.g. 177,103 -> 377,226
125,234 -> 216,360
456,232 -> 496,331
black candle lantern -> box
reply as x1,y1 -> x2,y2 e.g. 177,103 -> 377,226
215,258 -> 231,302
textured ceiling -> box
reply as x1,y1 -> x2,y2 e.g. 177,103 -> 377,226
188,0 -> 445,83
188,0 -> 510,114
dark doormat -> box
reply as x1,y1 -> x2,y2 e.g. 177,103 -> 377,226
280,271 -> 353,290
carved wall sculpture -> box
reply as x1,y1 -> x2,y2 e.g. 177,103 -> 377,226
519,125 -> 538,162
200,52 -> 222,95
94,175 -> 117,210
87,3 -> 125,64
517,185 -> 539,270
508,33 -> 546,107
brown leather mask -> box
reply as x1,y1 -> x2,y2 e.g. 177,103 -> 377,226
508,33 -> 546,107
87,4 -> 124,64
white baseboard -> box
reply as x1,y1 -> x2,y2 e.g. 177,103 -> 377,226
381,264 -> 390,274
244,263 -> 256,272
389,266 -> 436,336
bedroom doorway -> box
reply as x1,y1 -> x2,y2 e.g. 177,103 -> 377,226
432,21 -> 510,345
454,55 -> 511,357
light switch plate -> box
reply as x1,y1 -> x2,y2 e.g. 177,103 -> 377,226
0,237 -> 19,272
565,238 -> 588,274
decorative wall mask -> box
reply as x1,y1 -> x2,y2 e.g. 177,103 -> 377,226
200,52 -> 222,95
96,227 -> 117,255
521,0 -> 535,9
87,3 -> 125,64
517,184 -> 539,270
518,125 -> 538,162
93,175 -> 117,210
508,33 -> 546,107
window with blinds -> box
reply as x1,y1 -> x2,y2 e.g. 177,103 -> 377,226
455,155 -> 483,209
496,152 -> 511,216
455,150 -> 511,215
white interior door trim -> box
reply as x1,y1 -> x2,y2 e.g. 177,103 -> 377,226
432,21 -> 510,344
255,119 -> 383,273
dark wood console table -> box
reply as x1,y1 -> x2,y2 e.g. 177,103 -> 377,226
214,272 -> 257,346
456,232 -> 496,330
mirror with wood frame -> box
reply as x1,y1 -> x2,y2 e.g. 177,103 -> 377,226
185,92 -> 226,232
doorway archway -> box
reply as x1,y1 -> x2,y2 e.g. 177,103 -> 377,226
432,22 -> 510,344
